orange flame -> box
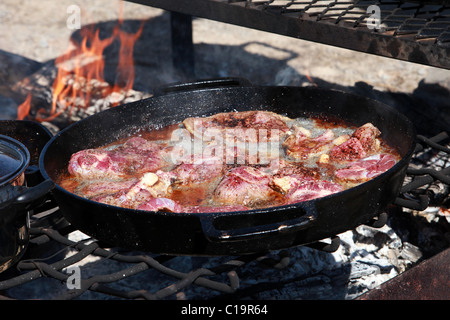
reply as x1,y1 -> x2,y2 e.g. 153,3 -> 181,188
36,27 -> 116,122
17,93 -> 32,120
112,22 -> 144,92
17,10 -> 145,123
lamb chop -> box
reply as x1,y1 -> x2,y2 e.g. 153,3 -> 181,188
334,153 -> 398,186
213,166 -> 279,207
171,155 -> 225,185
184,204 -> 250,213
68,136 -> 170,179
271,173 -> 343,203
89,170 -> 176,209
330,123 -> 381,161
182,110 -> 291,143
282,126 -> 335,160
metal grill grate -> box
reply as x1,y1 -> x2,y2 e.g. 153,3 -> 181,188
0,215 -> 291,300
258,0 -> 450,44
127,0 -> 450,68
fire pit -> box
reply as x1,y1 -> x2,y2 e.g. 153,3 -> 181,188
0,0 -> 449,301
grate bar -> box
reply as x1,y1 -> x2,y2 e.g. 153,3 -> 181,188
0,226 -> 263,299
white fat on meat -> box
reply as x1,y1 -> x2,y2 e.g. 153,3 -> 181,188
127,171 -> 176,199
334,153 -> 398,185
283,126 -> 335,160
271,174 -> 343,203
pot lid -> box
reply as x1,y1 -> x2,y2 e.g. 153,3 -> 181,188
0,134 -> 30,187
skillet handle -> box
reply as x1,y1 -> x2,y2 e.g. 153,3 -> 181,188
200,202 -> 318,243
13,179 -> 55,209
0,179 -> 55,225
153,77 -> 252,96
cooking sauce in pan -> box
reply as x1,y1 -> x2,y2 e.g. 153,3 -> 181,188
58,111 -> 401,213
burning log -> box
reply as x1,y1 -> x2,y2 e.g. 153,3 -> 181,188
12,20 -> 151,132
12,63 -> 150,132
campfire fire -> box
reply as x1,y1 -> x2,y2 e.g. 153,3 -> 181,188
16,5 -> 144,123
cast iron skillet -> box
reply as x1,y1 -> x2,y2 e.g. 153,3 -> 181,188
39,78 -> 416,256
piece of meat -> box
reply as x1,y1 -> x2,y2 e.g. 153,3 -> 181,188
68,149 -> 116,178
77,178 -> 139,199
329,137 -> 367,161
109,138 -> 170,174
277,176 -> 343,203
262,159 -> 321,180
137,197 -> 183,212
127,171 -> 176,199
170,131 -> 275,168
334,153 -> 398,184
329,123 -> 381,162
68,137 -> 168,179
184,205 -> 250,213
179,111 -> 289,167
92,188 -> 153,209
352,123 -> 381,153
89,170 -> 176,208
283,127 -> 335,160
172,155 -> 224,185
182,110 -> 291,143
270,174 -> 313,194
213,166 -> 278,207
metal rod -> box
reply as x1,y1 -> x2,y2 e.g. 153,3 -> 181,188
170,11 -> 195,78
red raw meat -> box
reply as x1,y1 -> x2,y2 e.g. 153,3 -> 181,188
283,128 -> 335,160
68,149 -> 115,178
78,178 -> 139,199
335,154 -> 397,183
271,174 -> 342,203
352,123 -> 381,153
330,123 -> 381,161
89,171 -> 176,208
329,137 -> 367,161
92,188 -> 153,209
137,197 -> 183,212
285,178 -> 343,203
172,155 -> 224,185
213,166 -> 278,207
184,205 -> 250,213
68,137 -> 168,179
183,110 -> 290,142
